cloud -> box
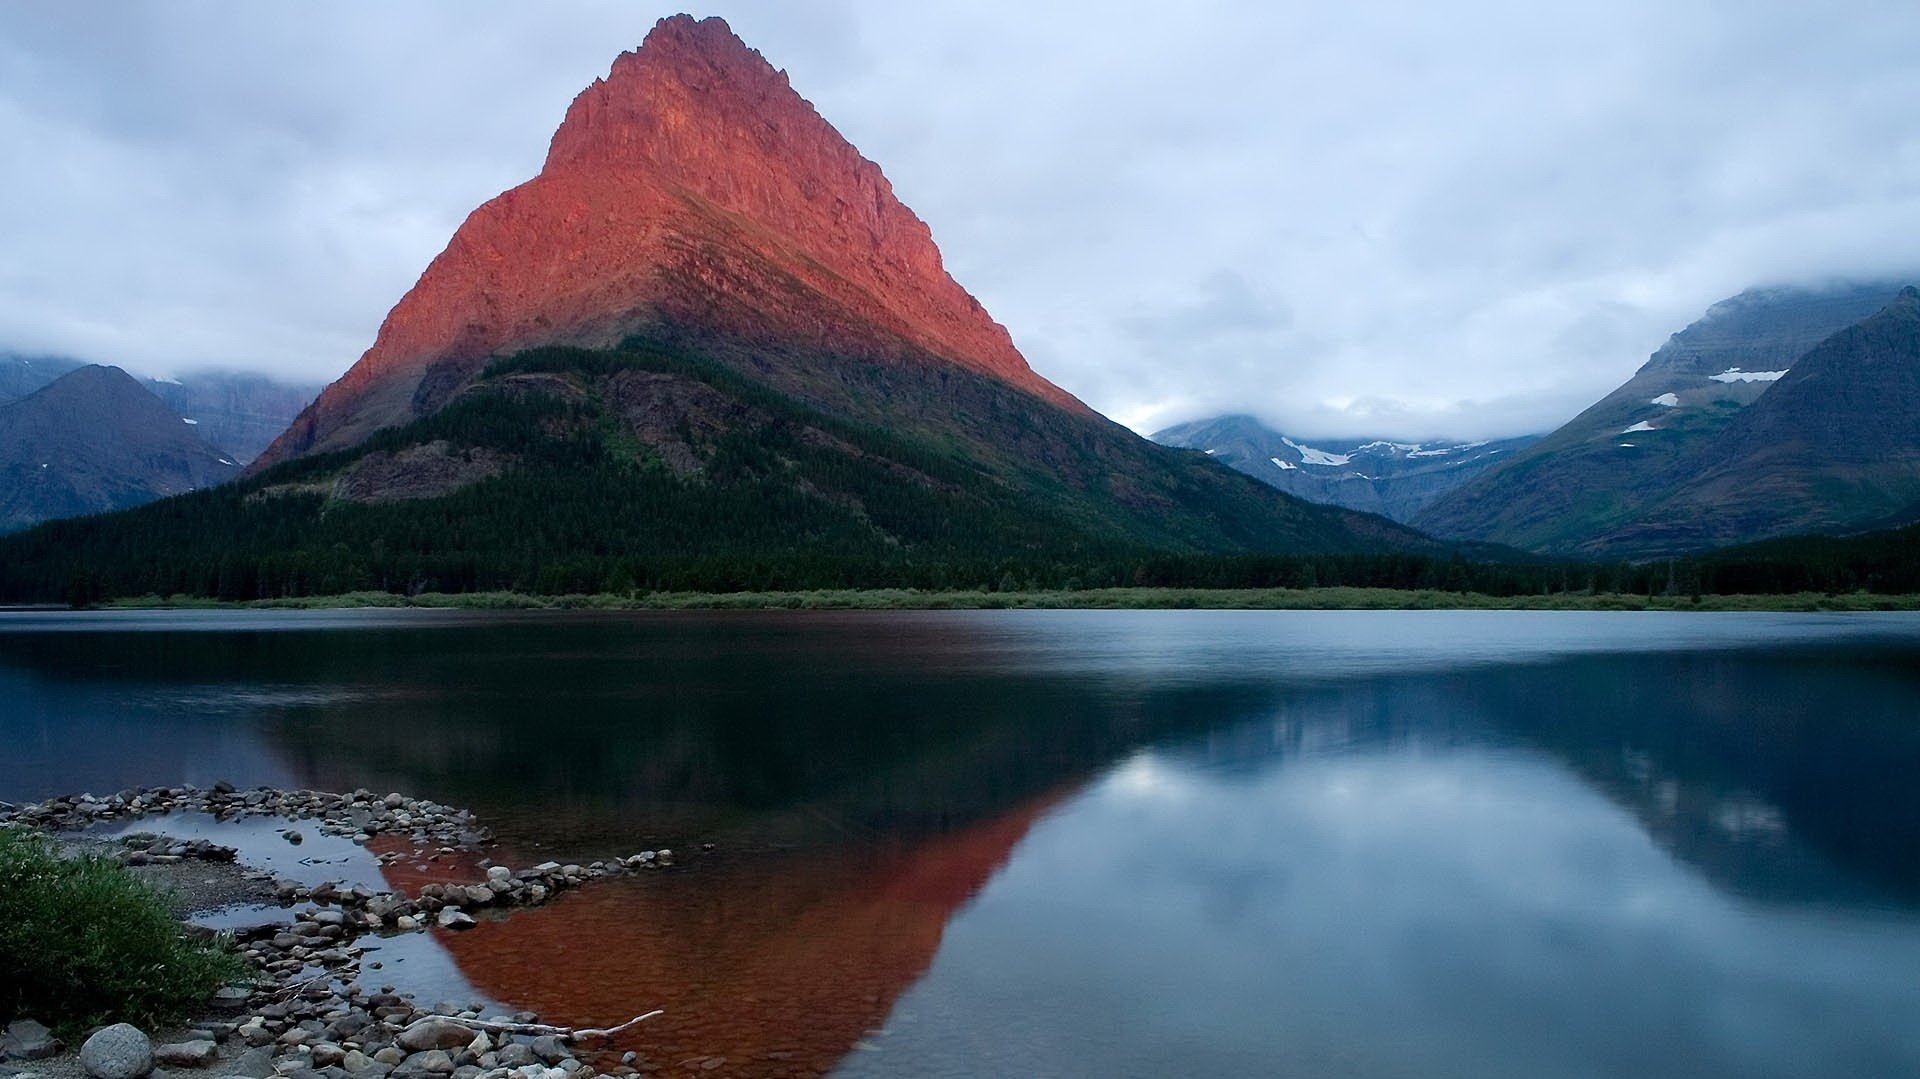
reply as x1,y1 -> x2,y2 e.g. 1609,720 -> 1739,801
2,1 -> 1917,438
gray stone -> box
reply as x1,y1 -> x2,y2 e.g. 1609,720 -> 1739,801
434,908 -> 474,931
1,1020 -> 61,1062
404,1051 -> 453,1076
227,1048 -> 275,1079
80,1024 -> 154,1079
394,1024 -> 470,1055
492,1046 -> 534,1068
527,1038 -> 568,1067
370,1050 -> 405,1067
153,1041 -> 218,1068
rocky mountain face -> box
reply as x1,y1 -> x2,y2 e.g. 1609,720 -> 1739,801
0,365 -> 239,533
1600,287 -> 1920,553
255,14 -> 1082,472
0,17 -> 1433,600
1416,280 -> 1915,555
1152,415 -> 1539,523
145,372 -> 322,465
3,353 -> 317,465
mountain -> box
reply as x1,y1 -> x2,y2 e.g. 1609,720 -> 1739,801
0,16 -> 1430,602
3,353 -> 317,465
0,353 -> 85,403
1151,415 -> 1539,523
0,365 -> 239,534
1416,280 -> 1915,554
1598,287 -> 1920,554
253,14 -> 1080,472
144,371 -> 322,465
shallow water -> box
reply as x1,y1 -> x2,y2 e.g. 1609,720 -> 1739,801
4,609 -> 1918,1077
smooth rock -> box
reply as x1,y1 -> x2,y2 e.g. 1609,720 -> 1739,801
395,1023 -> 471,1055
527,1038 -> 568,1067
405,1051 -> 454,1076
153,1041 -> 217,1068
80,1024 -> 154,1079
435,908 -> 475,931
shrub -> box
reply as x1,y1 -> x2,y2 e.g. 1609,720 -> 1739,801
0,827 -> 245,1032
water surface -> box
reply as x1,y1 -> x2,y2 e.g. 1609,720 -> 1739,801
3,609 -> 1917,1077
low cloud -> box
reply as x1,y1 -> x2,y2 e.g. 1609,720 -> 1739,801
2,1 -> 1917,438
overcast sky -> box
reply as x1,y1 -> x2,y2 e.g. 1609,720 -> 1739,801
2,2 -> 1918,440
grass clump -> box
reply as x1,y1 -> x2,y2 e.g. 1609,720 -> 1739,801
0,827 -> 245,1033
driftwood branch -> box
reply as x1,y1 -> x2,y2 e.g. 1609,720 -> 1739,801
421,1010 -> 664,1041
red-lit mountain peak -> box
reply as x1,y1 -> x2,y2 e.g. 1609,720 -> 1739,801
256,14 -> 1081,469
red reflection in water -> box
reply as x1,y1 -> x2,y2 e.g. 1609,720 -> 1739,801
425,793 -> 1063,1077
368,833 -> 490,893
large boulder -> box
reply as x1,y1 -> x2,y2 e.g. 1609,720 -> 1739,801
80,1024 -> 153,1079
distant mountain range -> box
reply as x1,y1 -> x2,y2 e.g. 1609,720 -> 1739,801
0,365 -> 239,534
1417,279 -> 1920,556
1151,415 -> 1539,523
2,352 -> 318,465
0,16 -> 1433,603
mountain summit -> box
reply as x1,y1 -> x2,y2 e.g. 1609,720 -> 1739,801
2,16 -> 1428,602
258,15 -> 1078,469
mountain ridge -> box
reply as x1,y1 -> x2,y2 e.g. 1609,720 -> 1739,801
1152,414 -> 1540,523
1416,279 -> 1916,554
0,365 -> 240,534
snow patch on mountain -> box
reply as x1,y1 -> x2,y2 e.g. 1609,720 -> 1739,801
1650,393 -> 1679,407
1281,437 -> 1351,467
1269,457 -> 1297,470
1709,368 -> 1787,383
1621,421 -> 1658,434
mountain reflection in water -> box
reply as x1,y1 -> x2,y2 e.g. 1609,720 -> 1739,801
4,610 -> 1920,1078
422,792 -> 1063,1076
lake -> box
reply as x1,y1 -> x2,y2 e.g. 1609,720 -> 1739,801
3,609 -> 1919,1078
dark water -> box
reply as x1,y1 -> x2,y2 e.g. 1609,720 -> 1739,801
4,609 -> 1919,1078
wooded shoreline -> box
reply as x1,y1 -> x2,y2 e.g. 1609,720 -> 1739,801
88,587 -> 1920,613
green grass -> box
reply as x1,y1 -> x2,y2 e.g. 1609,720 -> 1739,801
103,587 -> 1920,612
0,828 -> 246,1034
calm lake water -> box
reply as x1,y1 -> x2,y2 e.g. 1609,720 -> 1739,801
4,609 -> 1919,1078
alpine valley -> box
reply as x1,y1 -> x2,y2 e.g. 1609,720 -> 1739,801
1150,416 -> 1540,524
0,16 -> 1434,603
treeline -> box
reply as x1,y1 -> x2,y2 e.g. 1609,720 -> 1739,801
3,337 -> 1916,606
17,523 -> 1920,608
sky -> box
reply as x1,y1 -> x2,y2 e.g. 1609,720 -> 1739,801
2,1 -> 1917,441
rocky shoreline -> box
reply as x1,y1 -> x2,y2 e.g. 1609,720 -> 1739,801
0,786 -> 673,1079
